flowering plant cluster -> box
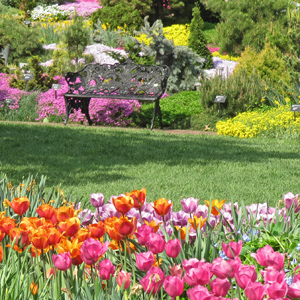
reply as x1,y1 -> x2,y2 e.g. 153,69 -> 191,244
2,176 -> 300,299
216,105 -> 300,138
30,4 -> 72,22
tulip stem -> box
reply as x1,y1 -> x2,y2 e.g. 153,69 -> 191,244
123,240 -> 127,272
41,249 -> 46,282
126,238 -> 136,285
139,208 -> 143,224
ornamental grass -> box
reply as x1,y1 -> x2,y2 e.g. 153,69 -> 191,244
1,175 -> 300,299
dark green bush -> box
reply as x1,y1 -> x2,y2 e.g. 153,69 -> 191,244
91,3 -> 143,32
0,17 -> 43,64
130,91 -> 203,128
199,69 -> 267,118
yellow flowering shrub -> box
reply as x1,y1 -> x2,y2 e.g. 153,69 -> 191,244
212,51 -> 240,62
135,24 -> 190,46
216,105 -> 300,138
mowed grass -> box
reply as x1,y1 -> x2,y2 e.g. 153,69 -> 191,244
0,122 -> 299,210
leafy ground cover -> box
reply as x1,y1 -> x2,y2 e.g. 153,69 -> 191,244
0,122 -> 299,210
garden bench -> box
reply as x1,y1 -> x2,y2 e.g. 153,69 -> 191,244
64,60 -> 170,129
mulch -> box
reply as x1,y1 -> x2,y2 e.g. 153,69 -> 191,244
0,121 -> 218,136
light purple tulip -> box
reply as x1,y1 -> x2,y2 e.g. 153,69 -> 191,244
90,193 -> 105,208
181,197 -> 199,213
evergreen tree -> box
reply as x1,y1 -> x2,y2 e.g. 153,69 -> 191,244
188,5 -> 213,69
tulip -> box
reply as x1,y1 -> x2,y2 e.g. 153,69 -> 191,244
204,199 -> 226,216
181,197 -> 199,213
188,215 -> 207,231
9,228 -> 30,249
210,278 -> 231,297
96,259 -> 115,280
36,204 -> 55,219
283,192 -> 300,213
186,285 -> 212,300
31,228 -> 49,249
0,217 -> 16,235
227,256 -> 242,278
287,280 -> 300,298
135,251 -> 155,272
140,267 -> 165,295
52,252 -> 72,271
211,257 -> 232,279
222,240 -> 242,259
80,238 -> 109,265
0,229 -> 5,243
267,281 -> 288,299
57,217 -> 81,237
46,268 -> 56,279
30,281 -> 38,295
135,224 -> 154,246
112,196 -> 134,215
265,252 -> 285,271
116,270 -> 131,289
250,245 -> 274,267
244,281 -> 266,300
90,193 -> 105,208
0,245 -> 3,263
56,206 -> 74,222
87,221 -> 105,239
114,216 -> 137,238
168,264 -> 184,278
163,275 -> 184,298
145,233 -> 165,254
182,258 -> 201,271
235,264 -> 257,289
261,266 -> 285,284
125,188 -> 146,209
9,197 -> 30,216
183,263 -> 212,286
153,198 -> 173,216
47,228 -> 62,246
105,217 -> 123,241
165,239 -> 182,258
78,209 -> 93,226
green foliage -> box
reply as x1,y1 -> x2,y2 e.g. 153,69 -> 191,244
9,55 -> 57,91
0,17 -> 43,64
235,44 -> 291,88
199,68 -> 267,118
91,3 -> 143,33
62,13 -> 92,72
204,0 -> 292,56
188,5 -> 213,69
0,2 -> 21,15
190,111 -> 220,131
130,91 -> 203,128
135,17 -> 205,93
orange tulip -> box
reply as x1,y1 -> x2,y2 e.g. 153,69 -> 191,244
105,218 -> 123,241
56,206 -> 74,222
47,228 -> 62,246
204,199 -> 226,216
9,228 -> 30,249
8,197 -> 30,216
29,245 -> 42,257
87,221 -> 105,239
188,215 -> 207,231
46,268 -> 56,279
30,281 -> 38,295
31,229 -> 49,249
144,220 -> 160,233
112,196 -> 134,215
73,228 -> 91,243
0,245 -> 3,262
153,198 -> 173,216
114,216 -> 137,238
0,229 -> 5,242
125,188 -> 146,209
56,237 -> 83,265
57,217 -> 80,237
36,204 -> 55,219
0,217 -> 16,235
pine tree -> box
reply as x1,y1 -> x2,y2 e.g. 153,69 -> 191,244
188,5 -> 213,69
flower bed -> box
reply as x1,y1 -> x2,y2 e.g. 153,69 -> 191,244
1,175 -> 300,299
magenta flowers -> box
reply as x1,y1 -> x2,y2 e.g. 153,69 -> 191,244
116,270 -> 131,289
140,267 -> 165,295
80,238 -> 109,265
163,275 -> 184,298
96,259 -> 115,280
165,239 -> 182,258
134,251 -> 155,272
52,252 -> 72,271
222,240 -> 242,259
145,233 -> 165,254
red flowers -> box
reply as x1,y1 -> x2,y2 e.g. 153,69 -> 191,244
7,197 -> 30,216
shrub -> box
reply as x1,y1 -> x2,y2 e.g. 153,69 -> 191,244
188,5 -> 213,69
199,68 -> 267,118
0,17 -> 44,64
216,105 -> 300,139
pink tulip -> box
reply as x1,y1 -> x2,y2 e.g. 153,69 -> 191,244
182,258 -> 201,271
116,270 -> 131,289
210,278 -> 231,297
267,281 -> 288,299
163,275 -> 184,298
168,263 -> 184,278
134,251 -> 155,272
145,233 -> 165,254
186,285 -> 213,300
227,256 -> 241,278
288,280 -> 300,298
165,239 -> 182,258
222,240 -> 242,259
283,192 -> 300,213
235,264 -> 257,289
261,267 -> 285,284
181,197 -> 199,213
90,193 -> 104,208
52,252 -> 72,271
264,252 -> 285,271
293,265 -> 300,283
211,257 -> 232,279
245,281 -> 266,300
250,245 -> 274,267
140,267 -> 165,295
135,224 -> 154,246
183,263 -> 212,286
96,259 -> 115,280
80,238 -> 109,265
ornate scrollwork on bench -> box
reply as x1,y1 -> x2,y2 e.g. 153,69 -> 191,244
64,60 -> 170,129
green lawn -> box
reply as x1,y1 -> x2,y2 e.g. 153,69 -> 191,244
0,122 -> 299,210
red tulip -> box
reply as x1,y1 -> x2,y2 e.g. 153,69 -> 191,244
125,188 -> 146,209
9,197 -> 30,216
116,270 -> 131,289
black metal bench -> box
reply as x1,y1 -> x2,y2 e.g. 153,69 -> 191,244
64,60 -> 170,129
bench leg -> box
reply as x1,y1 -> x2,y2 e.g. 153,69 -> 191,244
64,96 -> 70,125
81,98 -> 92,126
150,99 -> 163,130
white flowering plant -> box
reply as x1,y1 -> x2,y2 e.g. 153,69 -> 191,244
31,4 -> 73,21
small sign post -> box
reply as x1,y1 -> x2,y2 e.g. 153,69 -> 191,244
4,98 -> 14,105
23,20 -> 31,27
23,73 -> 34,91
51,84 -> 62,99
214,95 -> 226,118
20,63 -> 28,69
291,104 -> 300,120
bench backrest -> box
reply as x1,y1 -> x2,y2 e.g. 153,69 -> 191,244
64,60 -> 170,99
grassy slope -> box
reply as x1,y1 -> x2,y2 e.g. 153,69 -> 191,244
1,122 -> 299,210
